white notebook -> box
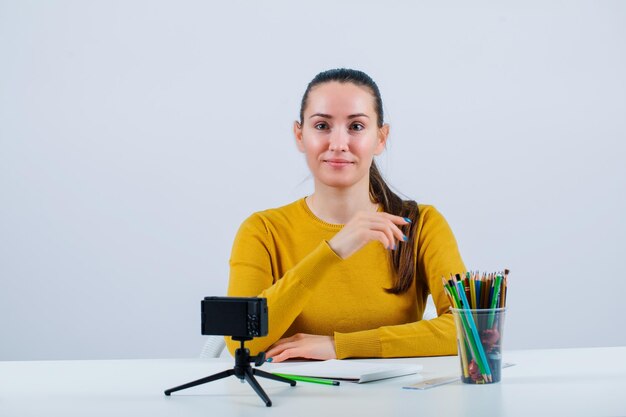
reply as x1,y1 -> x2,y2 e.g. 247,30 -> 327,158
268,359 -> 422,383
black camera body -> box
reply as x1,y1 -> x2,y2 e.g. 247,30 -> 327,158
201,296 -> 268,339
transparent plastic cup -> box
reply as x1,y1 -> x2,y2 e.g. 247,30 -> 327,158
450,308 -> 506,384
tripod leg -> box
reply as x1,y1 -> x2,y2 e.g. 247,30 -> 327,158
244,368 -> 272,407
253,368 -> 297,386
164,369 -> 234,396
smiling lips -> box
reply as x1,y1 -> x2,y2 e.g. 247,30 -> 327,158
323,158 -> 354,168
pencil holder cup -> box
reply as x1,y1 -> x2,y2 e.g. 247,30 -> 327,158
450,308 -> 506,384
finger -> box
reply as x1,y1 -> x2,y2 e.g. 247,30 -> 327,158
267,333 -> 304,351
366,218 -> 394,246
389,221 -> 408,244
356,211 -> 408,227
266,333 -> 310,358
265,347 -> 279,359
380,217 -> 408,244
265,343 -> 289,359
266,340 -> 300,359
367,218 -> 404,248
267,341 -> 303,361
369,230 -> 392,250
271,348 -> 302,363
378,212 -> 411,225
383,226 -> 396,250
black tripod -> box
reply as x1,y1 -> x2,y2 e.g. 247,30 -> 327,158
164,337 -> 296,407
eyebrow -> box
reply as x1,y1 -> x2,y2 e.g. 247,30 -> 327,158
308,113 -> 370,119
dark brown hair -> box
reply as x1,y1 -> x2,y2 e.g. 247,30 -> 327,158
299,68 -> 419,294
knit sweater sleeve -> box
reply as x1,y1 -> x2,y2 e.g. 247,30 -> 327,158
333,206 -> 465,358
225,213 -> 343,356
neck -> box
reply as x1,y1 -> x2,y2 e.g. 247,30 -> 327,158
307,180 -> 378,224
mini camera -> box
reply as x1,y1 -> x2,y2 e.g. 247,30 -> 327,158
165,296 -> 291,406
201,296 -> 268,339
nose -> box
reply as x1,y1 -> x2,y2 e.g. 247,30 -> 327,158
328,129 -> 349,152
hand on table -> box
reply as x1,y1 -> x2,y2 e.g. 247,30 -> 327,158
265,334 -> 337,363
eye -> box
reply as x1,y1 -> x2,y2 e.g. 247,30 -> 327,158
314,122 -> 329,130
350,122 -> 365,131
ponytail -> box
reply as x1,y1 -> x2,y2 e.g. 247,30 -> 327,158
369,162 -> 419,294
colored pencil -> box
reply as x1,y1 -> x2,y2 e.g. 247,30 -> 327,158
273,373 -> 340,386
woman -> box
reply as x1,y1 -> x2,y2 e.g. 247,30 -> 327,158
226,68 -> 465,362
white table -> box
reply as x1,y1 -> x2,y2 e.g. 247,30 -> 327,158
1,347 -> 624,417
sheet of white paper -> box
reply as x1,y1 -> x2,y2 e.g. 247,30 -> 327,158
266,359 -> 423,383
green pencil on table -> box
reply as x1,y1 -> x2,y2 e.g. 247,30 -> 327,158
273,373 -> 340,386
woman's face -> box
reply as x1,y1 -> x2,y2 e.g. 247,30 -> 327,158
294,82 -> 389,190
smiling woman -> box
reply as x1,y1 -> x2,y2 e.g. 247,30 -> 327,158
294,81 -> 387,194
226,68 -> 465,362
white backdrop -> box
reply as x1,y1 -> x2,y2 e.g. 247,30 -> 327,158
1,1 -> 625,360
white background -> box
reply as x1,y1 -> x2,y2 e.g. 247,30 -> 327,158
1,1 -> 625,360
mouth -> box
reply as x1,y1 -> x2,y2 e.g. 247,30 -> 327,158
323,159 -> 354,167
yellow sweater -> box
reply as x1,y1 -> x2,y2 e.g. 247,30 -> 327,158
226,198 -> 465,358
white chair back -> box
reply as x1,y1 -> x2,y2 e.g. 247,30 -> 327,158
199,336 -> 226,359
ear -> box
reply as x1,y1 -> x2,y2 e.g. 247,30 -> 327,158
374,124 -> 390,155
294,120 -> 306,153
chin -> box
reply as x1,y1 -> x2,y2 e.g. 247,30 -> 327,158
317,174 -> 361,189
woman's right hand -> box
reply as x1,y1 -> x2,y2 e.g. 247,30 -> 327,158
328,212 -> 410,259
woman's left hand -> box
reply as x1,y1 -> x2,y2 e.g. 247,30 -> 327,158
265,333 -> 337,363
